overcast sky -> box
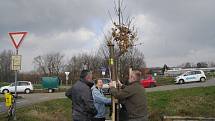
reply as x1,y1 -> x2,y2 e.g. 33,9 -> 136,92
0,0 -> 215,72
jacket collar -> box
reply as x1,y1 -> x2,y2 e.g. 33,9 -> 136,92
80,78 -> 94,88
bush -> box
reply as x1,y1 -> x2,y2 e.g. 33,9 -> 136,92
205,72 -> 215,80
155,76 -> 175,86
33,84 -> 43,89
0,81 -> 10,87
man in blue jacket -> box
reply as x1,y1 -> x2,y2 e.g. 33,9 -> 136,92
92,79 -> 111,121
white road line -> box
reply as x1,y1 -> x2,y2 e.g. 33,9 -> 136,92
16,100 -> 26,104
40,97 -> 49,100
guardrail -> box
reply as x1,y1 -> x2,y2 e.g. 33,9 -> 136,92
163,116 -> 215,121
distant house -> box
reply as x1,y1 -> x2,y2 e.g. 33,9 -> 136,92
149,67 -> 163,76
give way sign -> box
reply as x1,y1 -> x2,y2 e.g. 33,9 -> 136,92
8,32 -> 27,49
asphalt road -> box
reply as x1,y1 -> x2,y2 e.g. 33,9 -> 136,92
146,78 -> 215,92
0,78 -> 215,113
0,92 -> 65,113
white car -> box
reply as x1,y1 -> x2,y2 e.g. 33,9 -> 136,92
175,70 -> 206,84
99,78 -> 111,94
0,81 -> 33,94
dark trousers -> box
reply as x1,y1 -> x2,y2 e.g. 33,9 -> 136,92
92,118 -> 105,121
73,120 -> 92,121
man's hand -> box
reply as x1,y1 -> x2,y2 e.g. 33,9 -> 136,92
117,80 -> 123,87
109,81 -> 116,88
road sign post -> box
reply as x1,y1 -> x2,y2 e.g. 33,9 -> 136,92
65,72 -> 70,86
8,32 -> 27,120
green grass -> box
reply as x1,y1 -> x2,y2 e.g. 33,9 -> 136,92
147,86 -> 215,120
0,86 -> 215,121
0,97 -> 4,102
0,98 -> 72,121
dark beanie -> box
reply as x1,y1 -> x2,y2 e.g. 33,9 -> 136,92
80,70 -> 91,79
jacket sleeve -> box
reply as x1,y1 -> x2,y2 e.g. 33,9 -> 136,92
92,89 -> 111,104
65,87 -> 72,100
110,86 -> 135,100
82,90 -> 98,117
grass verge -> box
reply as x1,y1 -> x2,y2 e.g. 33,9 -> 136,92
0,97 -> 4,102
147,86 -> 215,120
0,98 -> 72,121
0,86 -> 214,121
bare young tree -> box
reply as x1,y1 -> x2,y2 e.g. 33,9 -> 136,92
97,39 -> 146,81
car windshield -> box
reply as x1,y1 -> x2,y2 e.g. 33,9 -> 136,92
102,79 -> 110,84
183,71 -> 191,76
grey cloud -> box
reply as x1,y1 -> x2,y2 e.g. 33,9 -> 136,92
0,0 -> 215,71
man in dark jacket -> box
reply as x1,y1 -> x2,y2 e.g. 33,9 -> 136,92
66,70 -> 97,121
110,70 -> 148,121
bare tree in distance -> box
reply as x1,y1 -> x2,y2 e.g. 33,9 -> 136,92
33,52 -> 64,76
65,53 -> 106,84
0,50 -> 14,82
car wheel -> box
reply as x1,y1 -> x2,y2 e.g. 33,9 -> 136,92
3,89 -> 9,94
179,79 -> 184,84
48,89 -> 53,93
200,77 -> 206,82
25,89 -> 31,94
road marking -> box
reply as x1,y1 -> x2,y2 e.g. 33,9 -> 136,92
16,100 -> 26,104
40,97 -> 49,100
